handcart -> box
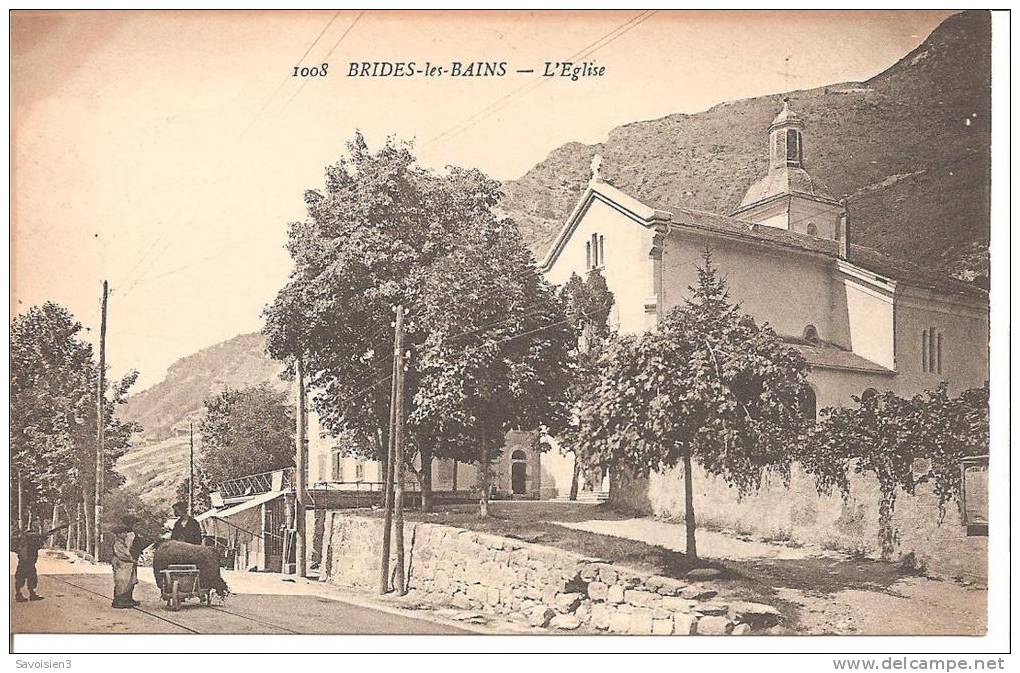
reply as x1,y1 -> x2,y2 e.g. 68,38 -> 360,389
161,564 -> 212,611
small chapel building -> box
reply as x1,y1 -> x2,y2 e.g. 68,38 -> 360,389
539,100 -> 989,506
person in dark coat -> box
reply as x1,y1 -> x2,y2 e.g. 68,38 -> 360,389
170,501 -> 203,545
13,521 -> 71,602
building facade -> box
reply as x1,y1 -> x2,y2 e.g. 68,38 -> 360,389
306,411 -> 543,499
540,100 -> 989,503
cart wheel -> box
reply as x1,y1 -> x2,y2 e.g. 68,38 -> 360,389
170,580 -> 181,612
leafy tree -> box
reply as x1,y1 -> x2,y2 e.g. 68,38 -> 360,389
557,271 -> 614,499
573,252 -> 811,559
199,384 -> 295,486
174,466 -> 213,514
10,302 -> 138,550
264,133 -> 574,515
803,383 -> 989,558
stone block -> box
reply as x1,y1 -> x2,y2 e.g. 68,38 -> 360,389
624,589 -> 658,608
554,592 -> 583,613
655,578 -> 688,596
694,602 -> 729,616
587,581 -> 608,601
697,616 -> 733,635
591,604 -> 611,630
486,587 -> 501,606
653,607 -> 673,620
606,584 -> 625,604
452,592 -> 472,609
466,584 -> 488,604
579,564 -> 600,581
599,567 -> 619,586
550,614 -> 581,630
609,609 -> 631,633
732,623 -> 752,635
681,586 -> 718,600
627,608 -> 654,635
528,606 -> 555,628
660,596 -> 695,612
673,613 -> 697,635
652,618 -> 674,635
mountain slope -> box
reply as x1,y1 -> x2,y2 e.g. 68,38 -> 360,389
120,332 -> 285,441
118,332 -> 285,505
504,11 -> 991,284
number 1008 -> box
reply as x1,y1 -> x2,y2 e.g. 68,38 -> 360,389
293,64 -> 329,77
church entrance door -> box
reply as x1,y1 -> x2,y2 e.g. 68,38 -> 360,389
511,450 -> 527,495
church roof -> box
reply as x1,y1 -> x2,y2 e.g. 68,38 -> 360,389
651,201 -> 987,300
541,182 -> 986,302
734,166 -> 838,210
769,99 -> 802,130
784,338 -> 895,375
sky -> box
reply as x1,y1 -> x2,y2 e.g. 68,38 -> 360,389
10,9 -> 957,391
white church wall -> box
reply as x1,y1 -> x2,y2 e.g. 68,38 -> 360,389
543,197 -> 657,335
660,228 -> 837,341
839,273 -> 896,370
892,288 -> 989,395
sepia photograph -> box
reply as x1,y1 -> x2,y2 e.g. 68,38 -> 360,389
6,6 -> 1009,662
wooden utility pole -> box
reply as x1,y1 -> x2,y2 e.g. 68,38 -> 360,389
94,279 -> 108,560
392,305 -> 407,595
378,339 -> 398,594
295,356 -> 308,578
189,422 -> 195,515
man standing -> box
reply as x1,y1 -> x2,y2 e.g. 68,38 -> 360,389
170,501 -> 202,545
13,521 -> 71,602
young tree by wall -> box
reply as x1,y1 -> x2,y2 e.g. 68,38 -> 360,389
263,133 -> 574,516
573,252 -> 811,559
557,271 -> 614,500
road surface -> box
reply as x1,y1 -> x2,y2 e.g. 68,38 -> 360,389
11,554 -> 470,635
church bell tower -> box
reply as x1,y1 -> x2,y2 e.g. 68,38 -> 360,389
731,98 -> 844,239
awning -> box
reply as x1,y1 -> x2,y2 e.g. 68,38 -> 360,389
196,490 -> 285,541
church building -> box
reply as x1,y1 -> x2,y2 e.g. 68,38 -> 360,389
540,100 -> 989,495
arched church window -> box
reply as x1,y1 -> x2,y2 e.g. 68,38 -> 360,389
802,324 -> 819,343
512,449 -> 527,461
800,386 -> 817,422
786,129 -> 801,163
861,388 -> 878,404
806,222 -> 817,235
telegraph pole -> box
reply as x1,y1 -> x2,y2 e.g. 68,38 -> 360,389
188,422 -> 195,515
379,336 -> 397,595
295,356 -> 308,578
392,305 -> 407,595
94,280 -> 108,560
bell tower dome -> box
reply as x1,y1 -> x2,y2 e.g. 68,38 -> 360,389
731,98 -> 844,239
769,99 -> 804,170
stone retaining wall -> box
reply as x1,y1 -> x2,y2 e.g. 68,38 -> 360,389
320,512 -> 781,634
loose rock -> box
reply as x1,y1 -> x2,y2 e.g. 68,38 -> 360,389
687,568 -> 722,581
